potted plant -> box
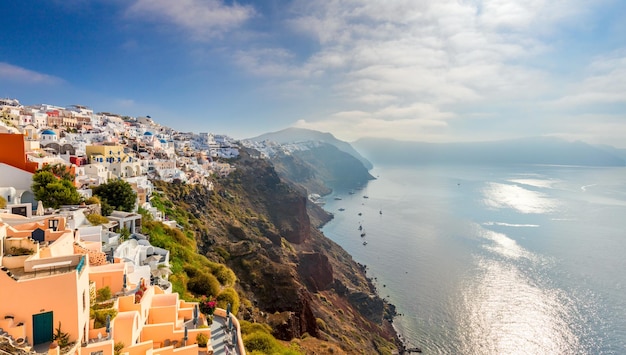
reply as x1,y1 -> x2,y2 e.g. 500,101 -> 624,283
196,333 -> 209,355
198,296 -> 216,316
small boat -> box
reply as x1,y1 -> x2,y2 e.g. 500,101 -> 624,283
358,225 -> 363,231
358,212 -> 362,216
379,210 -> 383,215
363,195 -> 369,199
349,190 -> 355,195
360,232 -> 366,237
362,241 -> 367,246
334,197 -> 342,200
338,208 -> 345,211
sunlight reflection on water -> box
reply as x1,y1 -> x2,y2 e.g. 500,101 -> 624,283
482,182 -> 559,214
458,257 -> 580,355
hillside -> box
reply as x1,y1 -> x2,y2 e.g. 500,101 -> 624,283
353,137 -> 626,166
149,147 -> 399,354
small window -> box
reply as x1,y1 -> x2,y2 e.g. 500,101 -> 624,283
49,219 -> 59,231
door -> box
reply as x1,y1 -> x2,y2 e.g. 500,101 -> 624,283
32,311 -> 53,345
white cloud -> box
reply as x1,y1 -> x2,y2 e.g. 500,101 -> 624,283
127,0 -> 255,40
0,62 -> 62,85
234,0 -> 623,143
551,51 -> 626,106
293,101 -> 455,142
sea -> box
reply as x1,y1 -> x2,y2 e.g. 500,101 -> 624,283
320,164 -> 626,354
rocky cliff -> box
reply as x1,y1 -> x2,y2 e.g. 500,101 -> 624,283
154,147 -> 398,353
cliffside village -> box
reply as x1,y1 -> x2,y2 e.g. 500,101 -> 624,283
0,98 -> 245,355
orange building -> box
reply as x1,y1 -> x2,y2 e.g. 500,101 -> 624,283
0,133 -> 39,174
0,216 -> 91,350
0,215 -> 217,355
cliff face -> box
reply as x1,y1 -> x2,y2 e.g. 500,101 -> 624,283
156,147 -> 397,353
271,142 -> 375,194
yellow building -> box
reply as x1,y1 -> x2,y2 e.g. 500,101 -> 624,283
85,144 -> 133,165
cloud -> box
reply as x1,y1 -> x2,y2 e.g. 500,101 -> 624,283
231,0 -> 622,143
233,48 -> 298,77
237,0 -> 565,104
0,63 -> 63,85
127,0 -> 255,40
294,101 -> 455,142
551,51 -> 626,106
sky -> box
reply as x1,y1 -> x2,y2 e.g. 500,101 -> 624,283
1,0 -> 625,147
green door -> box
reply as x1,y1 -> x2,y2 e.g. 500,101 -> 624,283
32,311 -> 53,345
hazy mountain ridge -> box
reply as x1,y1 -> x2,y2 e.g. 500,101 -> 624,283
271,143 -> 375,195
249,127 -> 374,169
353,137 -> 626,166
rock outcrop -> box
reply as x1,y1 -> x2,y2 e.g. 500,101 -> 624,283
299,252 -> 334,292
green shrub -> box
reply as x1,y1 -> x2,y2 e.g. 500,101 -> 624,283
214,246 -> 230,261
91,308 -> 117,329
217,287 -> 240,315
187,271 -> 220,297
96,286 -> 112,302
213,264 -> 236,286
239,320 -> 272,335
114,342 -> 125,355
244,331 -> 277,353
87,213 -> 109,225
196,333 -> 209,347
85,196 -> 100,205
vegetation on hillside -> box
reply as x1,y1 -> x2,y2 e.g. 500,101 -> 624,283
146,150 -> 399,354
141,188 -> 306,353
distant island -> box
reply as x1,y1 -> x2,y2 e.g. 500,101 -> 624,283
352,136 -> 626,167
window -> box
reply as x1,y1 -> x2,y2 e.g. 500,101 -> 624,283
49,219 -> 59,231
82,291 -> 86,311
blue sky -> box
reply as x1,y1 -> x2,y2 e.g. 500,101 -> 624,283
1,1 -> 625,147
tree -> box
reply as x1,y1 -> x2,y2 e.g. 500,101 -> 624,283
38,163 -> 75,181
32,170 -> 81,208
92,180 -> 137,215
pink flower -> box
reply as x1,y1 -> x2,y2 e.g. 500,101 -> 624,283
199,296 -> 217,315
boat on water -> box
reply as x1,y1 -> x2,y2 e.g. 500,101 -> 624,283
338,208 -> 345,211
379,210 -> 383,215
362,241 -> 367,246
363,195 -> 369,199
360,232 -> 366,237
334,197 -> 342,200
358,225 -> 363,231
358,212 -> 362,216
